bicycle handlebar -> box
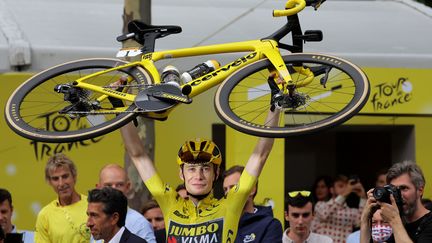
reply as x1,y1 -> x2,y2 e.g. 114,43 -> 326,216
273,0 -> 306,17
273,0 -> 325,17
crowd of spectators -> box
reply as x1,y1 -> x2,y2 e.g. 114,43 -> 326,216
2,152 -> 431,242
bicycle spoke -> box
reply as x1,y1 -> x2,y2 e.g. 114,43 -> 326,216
218,54 -> 368,137
7,59 -> 147,142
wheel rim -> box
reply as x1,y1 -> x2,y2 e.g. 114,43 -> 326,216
7,60 -> 146,141
218,54 -> 368,136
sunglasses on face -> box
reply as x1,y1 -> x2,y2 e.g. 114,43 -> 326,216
178,150 -> 213,163
288,190 -> 311,198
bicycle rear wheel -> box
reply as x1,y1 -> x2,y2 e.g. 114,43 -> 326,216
5,58 -> 151,143
215,53 -> 370,137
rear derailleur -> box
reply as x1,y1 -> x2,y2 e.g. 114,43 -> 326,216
54,84 -> 99,118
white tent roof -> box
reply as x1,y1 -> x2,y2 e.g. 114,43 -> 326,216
1,0 -> 431,72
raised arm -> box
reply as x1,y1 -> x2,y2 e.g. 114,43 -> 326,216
120,122 -> 156,181
360,191 -> 376,243
379,195 -> 413,243
244,109 -> 280,177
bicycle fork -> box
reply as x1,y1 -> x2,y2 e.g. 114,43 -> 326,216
261,40 -> 315,110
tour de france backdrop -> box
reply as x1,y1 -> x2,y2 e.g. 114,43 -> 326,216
1,66 -> 432,230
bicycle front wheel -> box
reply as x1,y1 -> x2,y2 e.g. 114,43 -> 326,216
5,58 -> 152,143
215,53 -> 370,137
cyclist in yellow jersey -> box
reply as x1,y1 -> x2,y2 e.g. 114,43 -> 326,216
120,103 -> 279,243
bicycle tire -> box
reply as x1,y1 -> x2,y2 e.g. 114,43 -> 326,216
215,53 -> 370,137
5,58 -> 152,143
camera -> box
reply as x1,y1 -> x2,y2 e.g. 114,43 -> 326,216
373,184 -> 403,209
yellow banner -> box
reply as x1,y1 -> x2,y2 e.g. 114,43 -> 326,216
361,67 -> 432,115
0,73 -> 124,230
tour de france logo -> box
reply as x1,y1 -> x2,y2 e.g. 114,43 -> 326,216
37,111 -> 86,132
370,77 -> 413,111
31,112 -> 103,161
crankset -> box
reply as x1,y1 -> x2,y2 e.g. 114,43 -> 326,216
135,84 -> 192,112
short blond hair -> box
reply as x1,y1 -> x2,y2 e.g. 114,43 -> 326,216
45,153 -> 77,181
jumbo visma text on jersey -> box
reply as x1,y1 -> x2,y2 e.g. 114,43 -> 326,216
167,219 -> 223,243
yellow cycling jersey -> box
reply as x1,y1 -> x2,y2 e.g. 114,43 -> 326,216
145,171 -> 257,243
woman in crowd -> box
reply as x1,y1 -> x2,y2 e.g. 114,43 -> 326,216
311,175 -> 334,202
360,198 -> 393,243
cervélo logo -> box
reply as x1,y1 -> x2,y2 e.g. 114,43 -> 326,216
190,52 -> 258,87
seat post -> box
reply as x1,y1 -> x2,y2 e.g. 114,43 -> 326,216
142,32 -> 158,53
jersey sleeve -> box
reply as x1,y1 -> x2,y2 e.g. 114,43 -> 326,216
225,170 -> 257,213
144,173 -> 177,214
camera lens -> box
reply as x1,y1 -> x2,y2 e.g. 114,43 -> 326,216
373,187 -> 390,203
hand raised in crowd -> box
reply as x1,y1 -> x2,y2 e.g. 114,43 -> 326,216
343,179 -> 366,198
363,188 -> 401,225
376,192 -> 413,243
360,188 -> 379,243
341,180 -> 354,197
351,180 -> 367,199
361,188 -> 378,225
378,194 -> 402,226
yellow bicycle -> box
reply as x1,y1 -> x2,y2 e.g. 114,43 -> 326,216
5,0 -> 369,143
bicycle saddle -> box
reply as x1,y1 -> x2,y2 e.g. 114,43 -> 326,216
128,20 -> 182,44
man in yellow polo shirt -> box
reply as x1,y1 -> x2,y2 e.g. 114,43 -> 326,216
35,153 -> 90,243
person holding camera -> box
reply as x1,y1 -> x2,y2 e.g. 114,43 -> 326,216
347,170 -> 391,243
313,175 -> 367,243
362,161 -> 432,243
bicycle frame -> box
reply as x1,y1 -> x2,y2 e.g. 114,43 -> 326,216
73,39 -> 315,118
71,0 -> 317,118
74,39 -> 293,98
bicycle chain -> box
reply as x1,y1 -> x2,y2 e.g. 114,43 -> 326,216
64,84 -> 155,115
102,84 -> 155,88
66,109 -> 142,115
